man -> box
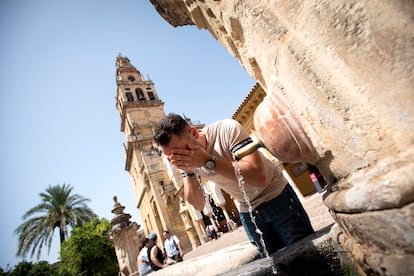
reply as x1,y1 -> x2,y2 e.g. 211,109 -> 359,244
154,113 -> 314,257
163,230 -> 183,264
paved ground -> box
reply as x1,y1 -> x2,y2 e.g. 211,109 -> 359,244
183,191 -> 335,261
183,227 -> 249,261
151,191 -> 335,275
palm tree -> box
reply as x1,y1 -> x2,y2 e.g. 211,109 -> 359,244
15,183 -> 98,259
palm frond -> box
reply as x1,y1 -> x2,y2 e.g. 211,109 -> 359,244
15,183 -> 97,259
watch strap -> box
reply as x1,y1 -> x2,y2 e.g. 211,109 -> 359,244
181,171 -> 196,178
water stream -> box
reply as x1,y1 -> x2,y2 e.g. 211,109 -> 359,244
233,160 -> 278,275
193,137 -> 278,274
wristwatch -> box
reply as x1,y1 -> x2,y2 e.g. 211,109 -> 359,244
204,155 -> 216,172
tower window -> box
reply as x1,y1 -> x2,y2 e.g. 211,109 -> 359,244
136,88 -> 145,101
127,75 -> 135,81
125,92 -> 134,102
148,92 -> 155,101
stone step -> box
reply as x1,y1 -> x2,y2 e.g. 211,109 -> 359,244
220,224 -> 360,276
151,224 -> 360,275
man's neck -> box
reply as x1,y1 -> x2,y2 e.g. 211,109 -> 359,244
197,132 -> 207,150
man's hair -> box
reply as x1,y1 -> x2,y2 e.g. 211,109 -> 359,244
154,113 -> 190,146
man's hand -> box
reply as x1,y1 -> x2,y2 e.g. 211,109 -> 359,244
167,143 -> 208,172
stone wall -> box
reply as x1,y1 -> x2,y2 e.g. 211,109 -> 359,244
149,0 -> 414,275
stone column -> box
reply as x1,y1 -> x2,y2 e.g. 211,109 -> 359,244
108,196 -> 140,276
179,198 -> 199,249
189,206 -> 208,245
150,1 -> 414,274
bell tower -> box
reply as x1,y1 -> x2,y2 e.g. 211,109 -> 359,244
115,54 -> 164,145
115,54 -> 201,257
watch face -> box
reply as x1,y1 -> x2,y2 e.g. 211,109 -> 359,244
205,160 -> 215,170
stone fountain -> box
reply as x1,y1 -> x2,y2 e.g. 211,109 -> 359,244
149,1 -> 414,274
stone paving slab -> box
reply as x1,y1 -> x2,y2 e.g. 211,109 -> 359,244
220,224 -> 345,276
184,192 -> 334,261
151,241 -> 258,275
150,192 -> 335,275
183,228 -> 250,261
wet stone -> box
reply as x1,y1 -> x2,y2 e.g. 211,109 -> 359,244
220,224 -> 357,276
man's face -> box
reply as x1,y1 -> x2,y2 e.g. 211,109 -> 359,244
160,129 -> 194,156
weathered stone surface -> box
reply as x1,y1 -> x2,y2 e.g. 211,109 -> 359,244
149,1 -> 414,274
108,197 -> 141,275
324,151 -> 414,213
149,0 -> 193,27
333,223 -> 414,276
150,0 -> 414,175
221,224 -> 351,276
334,202 -> 414,254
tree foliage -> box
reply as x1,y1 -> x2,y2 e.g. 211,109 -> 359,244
58,218 -> 119,275
3,260 -> 55,276
15,183 -> 97,259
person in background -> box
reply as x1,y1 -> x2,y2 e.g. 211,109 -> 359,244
226,219 -> 236,232
137,238 -> 153,276
205,225 -> 212,241
207,224 -> 218,240
154,113 -> 314,258
147,232 -> 168,271
163,230 -> 183,264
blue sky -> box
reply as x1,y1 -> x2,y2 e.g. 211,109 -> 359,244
0,0 -> 255,269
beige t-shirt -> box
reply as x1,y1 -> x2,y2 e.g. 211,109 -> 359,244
201,119 -> 287,213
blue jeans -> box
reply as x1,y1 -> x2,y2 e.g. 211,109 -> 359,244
240,184 -> 314,258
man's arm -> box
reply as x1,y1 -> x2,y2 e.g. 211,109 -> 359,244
182,154 -> 268,211
178,146 -> 268,209
174,236 -> 183,257
187,143 -> 269,188
229,150 -> 268,188
183,175 -> 206,211
151,246 -> 167,269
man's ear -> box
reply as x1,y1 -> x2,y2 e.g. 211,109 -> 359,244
189,127 -> 199,138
